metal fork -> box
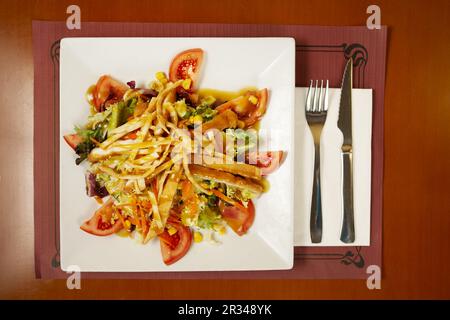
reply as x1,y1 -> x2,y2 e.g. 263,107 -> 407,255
305,80 -> 329,243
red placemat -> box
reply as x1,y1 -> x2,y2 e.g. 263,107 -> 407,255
33,21 -> 387,279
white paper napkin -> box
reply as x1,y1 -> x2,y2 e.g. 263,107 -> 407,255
294,88 -> 373,246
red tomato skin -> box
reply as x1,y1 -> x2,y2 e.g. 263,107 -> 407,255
244,88 -> 269,127
80,200 -> 123,236
122,130 -> 138,140
247,151 -> 284,175
214,88 -> 269,127
93,75 -> 128,112
169,48 -> 204,89
159,220 -> 192,265
221,200 -> 255,236
63,134 -> 83,150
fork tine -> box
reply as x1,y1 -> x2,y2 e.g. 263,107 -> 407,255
312,80 -> 318,111
318,80 -> 324,112
306,80 -> 313,111
324,80 -> 329,111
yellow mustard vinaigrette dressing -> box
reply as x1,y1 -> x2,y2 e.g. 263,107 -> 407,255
116,229 -> 132,238
249,120 -> 261,131
260,177 -> 270,193
198,87 -> 262,129
85,84 -> 97,114
198,87 -> 258,104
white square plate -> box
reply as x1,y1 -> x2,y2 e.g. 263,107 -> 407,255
60,37 -> 295,272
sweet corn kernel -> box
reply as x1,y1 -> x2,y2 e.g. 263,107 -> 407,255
248,95 -> 258,105
194,231 -> 203,243
202,95 -> 216,105
168,226 -> 178,236
213,224 -> 226,235
191,114 -> 203,123
125,220 -> 131,229
174,100 -> 188,118
182,78 -> 192,90
149,80 -> 164,92
155,71 -> 167,81
200,182 -> 209,189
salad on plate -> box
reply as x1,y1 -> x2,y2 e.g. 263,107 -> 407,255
63,48 -> 285,265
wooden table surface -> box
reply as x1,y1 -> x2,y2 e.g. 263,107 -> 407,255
0,0 -> 449,299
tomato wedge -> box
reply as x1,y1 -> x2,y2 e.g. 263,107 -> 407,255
220,200 -> 255,236
244,88 -> 268,127
63,133 -> 83,150
169,48 -> 204,90
246,151 -> 284,175
93,75 -> 128,112
215,89 -> 268,127
80,199 -> 123,236
158,216 -> 192,265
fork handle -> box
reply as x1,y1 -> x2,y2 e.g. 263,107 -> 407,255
340,151 -> 355,243
310,143 -> 322,243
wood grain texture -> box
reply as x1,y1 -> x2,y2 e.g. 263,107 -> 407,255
0,0 -> 449,299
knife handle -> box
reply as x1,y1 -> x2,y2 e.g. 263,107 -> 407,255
340,149 -> 355,243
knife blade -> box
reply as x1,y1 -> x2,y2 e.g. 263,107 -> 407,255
338,59 -> 353,146
338,58 -> 355,243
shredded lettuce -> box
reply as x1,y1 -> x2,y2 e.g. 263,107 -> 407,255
241,189 -> 255,201
196,193 -> 221,230
181,205 -> 199,227
192,104 -> 217,122
225,185 -> 237,199
73,98 -> 138,165
174,99 -> 194,119
123,98 -> 137,120
73,124 -> 107,165
108,99 -> 137,133
86,107 -> 112,129
197,205 -> 221,230
96,173 -> 124,199
226,185 -> 255,206
225,129 -> 257,156
207,194 -> 218,207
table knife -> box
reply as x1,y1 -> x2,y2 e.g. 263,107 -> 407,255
338,58 -> 355,243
